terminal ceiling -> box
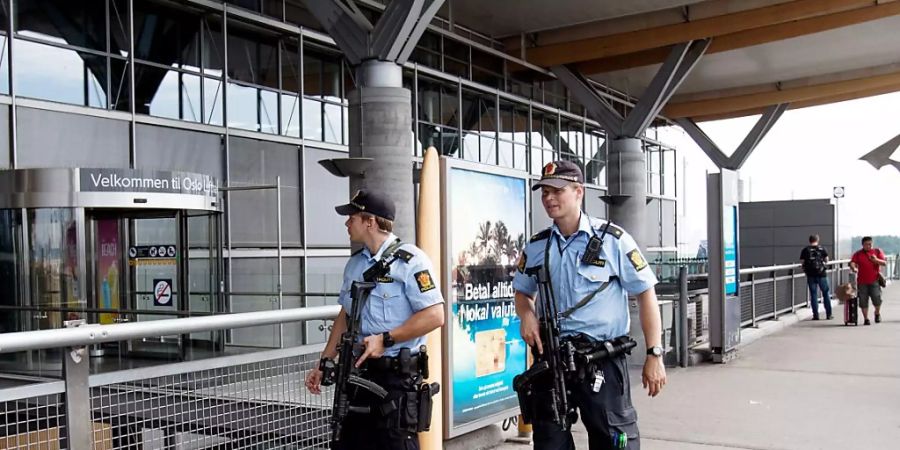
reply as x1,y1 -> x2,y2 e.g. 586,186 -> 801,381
446,0 -> 900,122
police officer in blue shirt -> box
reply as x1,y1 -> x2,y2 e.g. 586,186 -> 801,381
514,161 -> 667,450
305,189 -> 445,450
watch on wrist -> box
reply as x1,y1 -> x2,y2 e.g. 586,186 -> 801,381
647,346 -> 664,357
382,331 -> 395,348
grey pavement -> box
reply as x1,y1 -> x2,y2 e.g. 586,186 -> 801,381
492,284 -> 900,450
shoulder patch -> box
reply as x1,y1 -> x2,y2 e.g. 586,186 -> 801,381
394,249 -> 414,263
529,228 -> 551,243
516,252 -> 527,273
626,249 -> 648,271
414,270 -> 436,293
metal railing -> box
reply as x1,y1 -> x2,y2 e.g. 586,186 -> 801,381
666,260 -> 860,367
0,306 -> 340,449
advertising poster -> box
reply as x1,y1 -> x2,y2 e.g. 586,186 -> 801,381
96,219 -> 120,324
723,206 -> 738,295
446,166 -> 528,432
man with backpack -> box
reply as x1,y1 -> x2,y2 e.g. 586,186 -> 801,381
850,236 -> 887,325
800,235 -> 832,320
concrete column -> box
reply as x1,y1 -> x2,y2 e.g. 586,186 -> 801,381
348,60 -> 414,242
608,137 -> 647,248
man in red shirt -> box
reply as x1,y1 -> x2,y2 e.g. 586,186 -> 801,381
850,236 -> 887,325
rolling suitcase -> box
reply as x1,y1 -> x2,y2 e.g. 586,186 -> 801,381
844,297 -> 858,326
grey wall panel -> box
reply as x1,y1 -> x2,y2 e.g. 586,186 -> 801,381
229,137 -> 302,246
16,107 -> 129,168
740,228 -> 774,247
135,125 -> 224,180
739,199 -> 835,267
304,146 -> 350,247
0,107 -> 9,169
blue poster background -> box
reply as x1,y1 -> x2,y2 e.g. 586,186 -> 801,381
451,300 -> 526,426
723,205 -> 738,295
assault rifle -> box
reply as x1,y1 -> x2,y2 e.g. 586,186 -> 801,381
513,265 -> 576,430
320,244 -> 404,446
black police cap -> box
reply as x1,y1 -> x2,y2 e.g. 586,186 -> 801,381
335,189 -> 396,221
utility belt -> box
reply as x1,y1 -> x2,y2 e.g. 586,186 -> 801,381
349,346 -> 440,433
362,348 -> 428,377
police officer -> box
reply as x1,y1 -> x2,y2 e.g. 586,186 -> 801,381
513,161 -> 667,450
305,189 -> 445,450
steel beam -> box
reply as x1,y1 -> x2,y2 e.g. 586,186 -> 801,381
302,0 -> 372,64
860,132 -> 900,169
396,0 -> 445,64
623,39 -> 710,137
552,65 -> 624,137
675,118 -> 729,168
729,103 -> 788,169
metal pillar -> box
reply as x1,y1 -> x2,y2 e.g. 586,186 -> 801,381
607,137 -> 647,248
348,60 -> 415,242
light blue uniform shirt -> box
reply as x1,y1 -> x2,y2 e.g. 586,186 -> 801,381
338,234 -> 444,356
512,213 -> 657,341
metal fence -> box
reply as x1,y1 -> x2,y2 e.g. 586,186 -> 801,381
665,257 -> 900,367
0,306 -> 339,449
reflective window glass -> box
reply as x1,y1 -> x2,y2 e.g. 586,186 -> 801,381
16,0 -> 107,52
227,26 -> 278,89
303,98 -> 323,141
132,1 -> 201,71
15,40 -> 107,108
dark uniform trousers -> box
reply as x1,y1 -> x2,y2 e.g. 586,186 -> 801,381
333,366 -> 423,450
533,355 -> 640,450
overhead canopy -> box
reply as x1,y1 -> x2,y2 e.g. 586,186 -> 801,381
446,0 -> 900,121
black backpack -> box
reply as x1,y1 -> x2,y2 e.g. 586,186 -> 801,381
804,246 -> 827,276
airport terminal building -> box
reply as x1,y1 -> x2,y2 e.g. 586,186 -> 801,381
0,0 -> 679,358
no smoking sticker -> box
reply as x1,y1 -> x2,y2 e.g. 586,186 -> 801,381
153,279 -> 173,307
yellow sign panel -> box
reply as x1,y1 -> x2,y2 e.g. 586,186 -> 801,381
128,258 -> 176,266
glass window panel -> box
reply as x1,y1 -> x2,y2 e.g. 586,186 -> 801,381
16,0 -> 107,51
227,83 -> 258,131
321,59 -> 342,102
305,256 -> 348,344
132,1 -> 201,70
15,40 -> 107,108
498,140 -> 513,169
303,98 -> 323,141
109,0 -> 128,57
27,208 -> 82,328
480,136 -> 496,165
281,93 -> 300,137
461,133 -> 479,162
0,35 -> 7,95
530,143 -> 543,175
259,88 -> 278,134
663,150 -> 676,196
203,17 -> 224,76
110,57 -> 129,112
141,66 -> 202,122
323,102 -> 342,144
281,41 -> 300,94
204,77 -> 224,125
227,26 -> 278,89
514,143 -> 527,171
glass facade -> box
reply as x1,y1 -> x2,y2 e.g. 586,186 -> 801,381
0,0 -> 680,349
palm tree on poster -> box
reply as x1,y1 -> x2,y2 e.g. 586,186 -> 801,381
476,221 -> 492,261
